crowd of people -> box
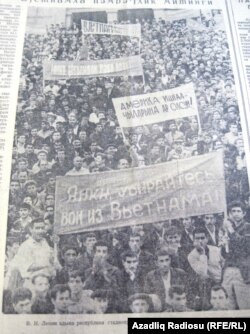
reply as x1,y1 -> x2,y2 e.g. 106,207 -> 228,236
3,10 -> 250,314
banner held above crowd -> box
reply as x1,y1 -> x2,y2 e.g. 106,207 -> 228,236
54,152 -> 226,234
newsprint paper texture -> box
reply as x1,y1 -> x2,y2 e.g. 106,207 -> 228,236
0,0 -> 250,333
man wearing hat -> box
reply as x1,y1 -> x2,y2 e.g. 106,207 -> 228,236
167,137 -> 191,161
128,293 -> 152,313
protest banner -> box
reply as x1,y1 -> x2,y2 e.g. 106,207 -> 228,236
165,9 -> 201,22
81,20 -> 141,38
43,56 -> 143,80
186,18 -> 206,31
112,83 -> 199,128
54,152 -> 226,235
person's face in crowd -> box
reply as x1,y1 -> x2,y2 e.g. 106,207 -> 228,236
7,240 -> 20,259
71,108 -> 78,116
10,181 -> 20,193
178,70 -> 186,80
46,195 -> 54,207
18,171 -> 28,184
93,297 -> 109,314
40,110 -> 47,120
229,206 -> 245,223
46,206 -> 54,215
44,217 -> 53,233
52,290 -> 70,314
82,102 -> 89,111
182,217 -> 193,231
49,100 -> 56,108
130,299 -> 149,313
62,248 -> 77,267
73,140 -> 81,150
129,236 -> 142,253
40,161 -> 49,171
52,132 -> 61,142
191,118 -> 198,130
157,254 -> 171,275
19,207 -> 30,219
152,124 -> 161,134
213,111 -> 221,121
62,99 -> 68,107
13,298 -> 31,314
166,233 -> 181,248
96,87 -> 103,95
95,155 -> 104,167
117,159 -> 129,169
84,236 -> 97,253
30,222 -> 45,242
69,115 -> 77,127
215,101 -> 223,109
235,138 -> 244,151
115,126 -> 123,136
151,145 -> 160,157
138,155 -> 145,167
190,136 -> 198,146
57,150 -> 65,161
38,152 -> 47,162
82,86 -> 88,95
225,85 -> 232,93
73,157 -> 83,170
96,124 -> 102,133
18,135 -> 26,144
23,121 -> 30,130
100,119 -> 106,127
26,144 -> 34,154
106,146 -> 117,158
229,124 -> 238,135
41,122 -> 49,130
156,137 -> 165,147
123,256 -> 138,274
219,119 -> 227,131
33,276 -> 50,296
48,177 -> 56,191
76,97 -> 83,105
204,214 -> 216,230
169,123 -> 177,132
131,134 -> 138,144
68,276 -> 83,295
27,184 -> 37,197
79,131 -> 87,142
98,112 -> 105,120
81,117 -> 89,128
171,292 -> 187,311
136,126 -> 143,135
172,51 -> 178,59
173,140 -> 184,153
216,92 -> 223,101
193,233 -> 208,251
94,246 -> 108,262
228,110 -> 237,121
210,289 -> 228,310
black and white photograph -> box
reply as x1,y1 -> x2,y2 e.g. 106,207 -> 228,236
2,6 -> 250,315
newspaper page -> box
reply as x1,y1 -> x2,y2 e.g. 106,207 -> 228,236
0,1 -> 250,334
226,0 -> 250,143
